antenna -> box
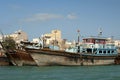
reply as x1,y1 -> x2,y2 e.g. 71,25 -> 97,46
98,28 -> 102,37
77,29 -> 80,44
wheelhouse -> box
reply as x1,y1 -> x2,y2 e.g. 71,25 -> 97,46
80,37 -> 118,55
83,37 -> 106,44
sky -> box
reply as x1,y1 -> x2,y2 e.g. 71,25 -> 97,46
0,0 -> 120,41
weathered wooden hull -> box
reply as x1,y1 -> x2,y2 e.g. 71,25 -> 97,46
82,55 -> 117,65
114,53 -> 120,64
30,52 -> 82,66
27,49 -> 117,66
6,50 -> 37,66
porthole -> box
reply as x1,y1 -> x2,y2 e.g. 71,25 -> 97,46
108,51 -> 110,53
111,50 -> 114,53
99,51 -> 102,53
103,51 -> 106,54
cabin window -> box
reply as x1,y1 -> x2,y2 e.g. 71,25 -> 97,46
87,49 -> 92,53
82,49 -> 85,53
111,50 -> 114,53
99,50 -> 102,53
86,39 -> 91,43
108,50 -> 110,54
93,49 -> 97,53
95,40 -> 99,43
103,51 -> 106,54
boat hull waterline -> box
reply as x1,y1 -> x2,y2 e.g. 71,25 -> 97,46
27,49 -> 117,66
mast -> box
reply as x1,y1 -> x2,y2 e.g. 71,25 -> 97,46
77,29 -> 80,53
77,29 -> 80,44
0,30 -> 5,50
98,28 -> 102,37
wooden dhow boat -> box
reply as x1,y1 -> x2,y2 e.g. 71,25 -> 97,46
26,37 -> 118,66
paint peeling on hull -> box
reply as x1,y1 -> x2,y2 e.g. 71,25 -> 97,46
27,49 -> 117,66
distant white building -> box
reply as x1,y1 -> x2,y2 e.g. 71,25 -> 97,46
0,36 -> 2,42
5,30 -> 28,43
114,40 -> 120,47
32,38 -> 40,43
107,38 -> 120,47
43,30 -> 62,45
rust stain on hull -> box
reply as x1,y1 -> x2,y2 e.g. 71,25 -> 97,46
7,50 -> 37,66
115,53 -> 120,64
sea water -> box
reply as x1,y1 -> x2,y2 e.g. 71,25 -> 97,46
0,65 -> 120,80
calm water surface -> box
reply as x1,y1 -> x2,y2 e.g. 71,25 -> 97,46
0,65 -> 120,80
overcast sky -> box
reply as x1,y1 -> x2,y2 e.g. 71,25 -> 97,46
0,0 -> 120,41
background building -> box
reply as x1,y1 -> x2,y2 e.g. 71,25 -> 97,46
43,30 -> 62,45
5,30 -> 28,44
